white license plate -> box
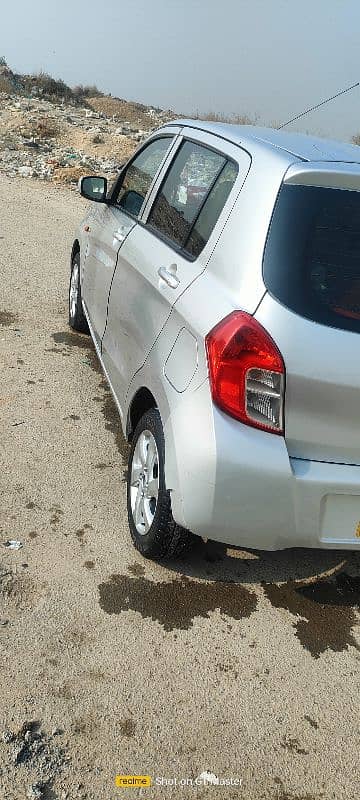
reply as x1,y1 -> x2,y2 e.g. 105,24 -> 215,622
321,494 -> 360,544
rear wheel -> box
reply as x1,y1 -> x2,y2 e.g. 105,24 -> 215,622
127,408 -> 194,559
69,251 -> 89,333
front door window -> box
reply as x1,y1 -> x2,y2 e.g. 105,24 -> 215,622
114,136 -> 174,217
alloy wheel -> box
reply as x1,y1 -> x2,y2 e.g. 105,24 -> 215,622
69,261 -> 79,320
130,429 -> 159,534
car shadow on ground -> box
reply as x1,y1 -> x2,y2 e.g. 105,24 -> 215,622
164,536 -> 360,586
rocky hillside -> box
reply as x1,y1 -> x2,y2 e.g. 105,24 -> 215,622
0,61 -> 175,185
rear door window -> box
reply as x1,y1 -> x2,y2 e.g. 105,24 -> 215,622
263,184 -> 360,333
146,140 -> 237,256
114,136 -> 173,217
185,161 -> 238,257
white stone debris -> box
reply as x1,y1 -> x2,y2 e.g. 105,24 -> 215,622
0,92 -> 173,185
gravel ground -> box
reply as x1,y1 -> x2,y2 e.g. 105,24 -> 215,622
0,174 -> 359,800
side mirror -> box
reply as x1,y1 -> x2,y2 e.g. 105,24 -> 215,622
79,175 -> 108,203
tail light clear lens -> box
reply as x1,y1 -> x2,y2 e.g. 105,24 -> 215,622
205,311 -> 285,434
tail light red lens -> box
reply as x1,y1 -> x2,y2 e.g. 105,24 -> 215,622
205,311 -> 285,434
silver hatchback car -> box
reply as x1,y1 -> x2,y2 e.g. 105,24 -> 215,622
69,119 -> 360,558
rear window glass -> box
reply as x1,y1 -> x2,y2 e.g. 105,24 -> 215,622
263,184 -> 360,334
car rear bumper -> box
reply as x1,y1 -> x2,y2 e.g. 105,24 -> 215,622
290,457 -> 360,548
165,380 -> 360,550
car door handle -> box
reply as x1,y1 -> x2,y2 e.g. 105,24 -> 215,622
158,265 -> 180,289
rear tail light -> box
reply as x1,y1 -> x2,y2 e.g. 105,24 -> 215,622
205,311 -> 285,434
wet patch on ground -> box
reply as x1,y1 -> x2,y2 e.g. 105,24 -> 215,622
264,572 -> 360,658
50,331 -> 128,460
280,735 -> 309,756
98,384 -> 129,460
45,346 -> 71,357
98,574 -> 257,631
276,796 -> 323,800
46,330 -> 100,370
216,657 -> 239,679
119,717 -> 136,737
304,715 -> 318,730
0,565 -> 46,613
273,784 -> 323,800
0,310 -> 18,326
87,667 -> 106,682
75,523 -> 92,546
49,506 -> 63,528
51,330 -> 91,351
75,529 -> 86,546
73,713 -> 102,740
127,562 -> 146,577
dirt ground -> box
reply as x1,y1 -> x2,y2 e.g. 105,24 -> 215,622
0,174 -> 359,800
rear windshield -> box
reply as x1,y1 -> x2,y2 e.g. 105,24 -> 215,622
263,183 -> 360,334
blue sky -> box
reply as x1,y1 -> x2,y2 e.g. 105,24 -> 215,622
2,0 -> 360,140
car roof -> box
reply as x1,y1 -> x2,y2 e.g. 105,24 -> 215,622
167,119 -> 360,164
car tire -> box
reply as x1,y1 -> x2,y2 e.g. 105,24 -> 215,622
69,251 -> 89,333
127,408 -> 194,559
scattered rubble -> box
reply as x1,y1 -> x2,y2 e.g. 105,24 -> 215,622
3,539 -> 23,550
2,730 -> 15,744
0,88 -> 174,186
27,783 -> 46,799
1,721 -> 69,795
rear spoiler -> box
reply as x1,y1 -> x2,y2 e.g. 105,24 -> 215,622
284,161 -> 360,191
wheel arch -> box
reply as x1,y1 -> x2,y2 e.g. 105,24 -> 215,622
126,387 -> 157,441
125,375 -> 187,529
